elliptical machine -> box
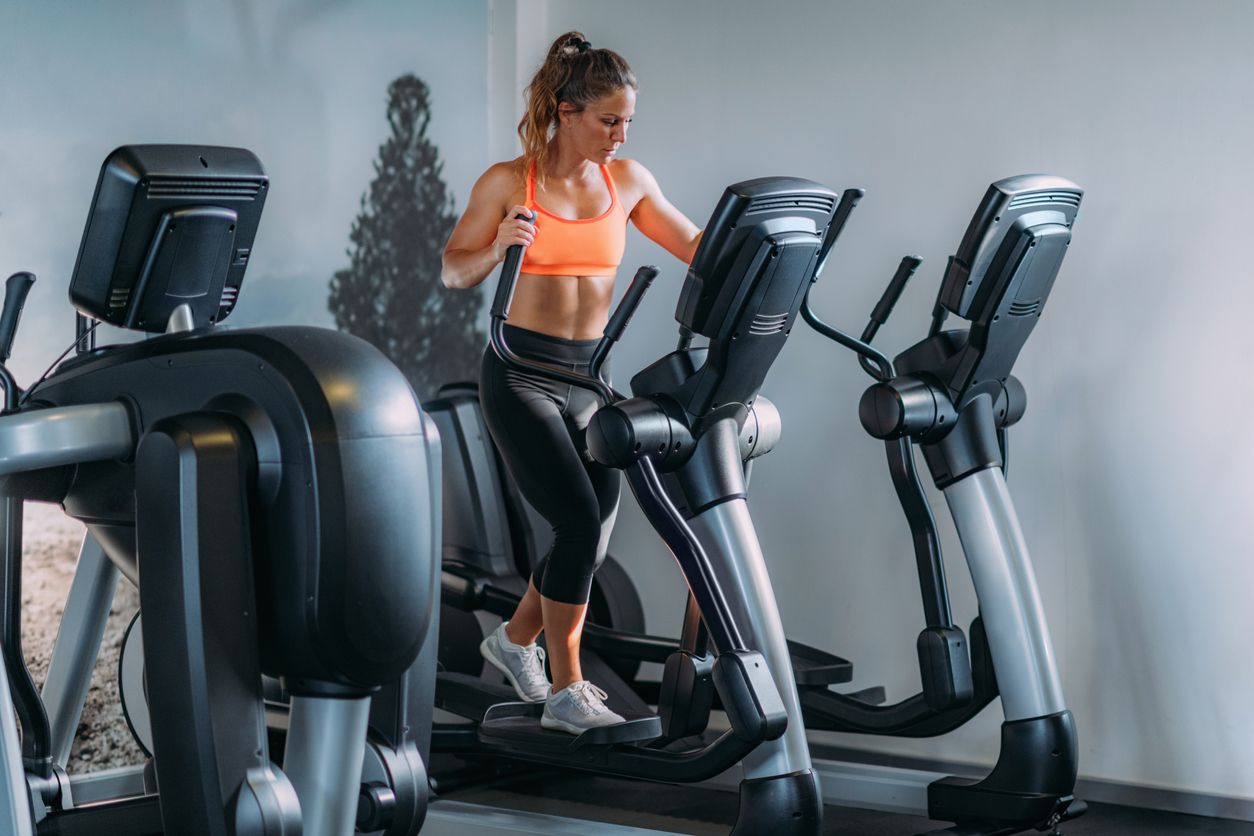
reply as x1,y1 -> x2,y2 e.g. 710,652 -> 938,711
433,177 -> 850,835
797,175 -> 1086,835
0,145 -> 440,836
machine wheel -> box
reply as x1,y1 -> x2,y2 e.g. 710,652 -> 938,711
586,555 -> 646,683
118,611 -> 152,756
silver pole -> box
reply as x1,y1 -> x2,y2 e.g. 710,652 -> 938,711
0,650 -> 34,836
283,694 -> 371,836
0,403 -> 133,477
41,534 -> 119,767
687,499 -> 814,781
944,467 -> 1066,720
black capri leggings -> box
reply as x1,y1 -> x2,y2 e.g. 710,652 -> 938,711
479,325 -> 621,605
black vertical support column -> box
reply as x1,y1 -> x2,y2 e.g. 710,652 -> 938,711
135,414 -> 299,836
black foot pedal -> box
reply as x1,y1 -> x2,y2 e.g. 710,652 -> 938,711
479,702 -> 662,751
787,640 -> 854,686
843,685 -> 887,705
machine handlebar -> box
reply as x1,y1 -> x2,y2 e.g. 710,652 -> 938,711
0,272 -> 36,364
489,213 -> 532,321
603,266 -> 658,344
487,215 -> 659,406
867,256 -> 922,336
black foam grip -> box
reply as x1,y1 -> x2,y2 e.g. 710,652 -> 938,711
870,256 -> 922,326
489,213 -> 533,320
0,272 -> 36,363
603,265 -> 659,342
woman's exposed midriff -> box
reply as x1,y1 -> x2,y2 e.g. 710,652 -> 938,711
505,272 -> 618,340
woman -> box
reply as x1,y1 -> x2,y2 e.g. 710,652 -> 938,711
441,31 -> 701,734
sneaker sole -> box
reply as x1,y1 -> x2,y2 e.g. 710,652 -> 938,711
479,637 -> 548,703
539,714 -> 583,734
540,713 -> 627,735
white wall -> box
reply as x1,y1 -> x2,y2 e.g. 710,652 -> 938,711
488,0 -> 1254,804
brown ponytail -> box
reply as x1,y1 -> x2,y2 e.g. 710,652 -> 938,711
517,31 -> 636,182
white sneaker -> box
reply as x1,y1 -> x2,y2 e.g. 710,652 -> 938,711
540,681 -> 626,734
479,623 -> 550,702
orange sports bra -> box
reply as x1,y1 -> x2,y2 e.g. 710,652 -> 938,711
521,161 -> 627,277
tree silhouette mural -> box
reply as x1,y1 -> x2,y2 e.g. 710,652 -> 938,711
329,74 -> 484,400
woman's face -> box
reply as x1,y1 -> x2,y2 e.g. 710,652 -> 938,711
559,86 -> 636,164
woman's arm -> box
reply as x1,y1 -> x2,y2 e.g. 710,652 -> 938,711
621,160 -> 703,264
442,163 -> 535,289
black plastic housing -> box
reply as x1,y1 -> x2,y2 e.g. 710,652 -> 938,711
939,175 -> 1081,319
680,177 -> 836,335
928,711 -> 1080,827
36,327 -> 437,690
927,174 -> 1082,407
916,626 -> 974,711
667,178 -> 837,419
69,145 -> 268,332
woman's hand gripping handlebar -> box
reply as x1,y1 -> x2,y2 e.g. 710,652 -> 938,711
488,211 -> 658,404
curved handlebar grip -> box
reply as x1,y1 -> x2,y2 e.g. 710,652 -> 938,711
489,212 -> 534,321
869,255 -> 923,327
603,266 -> 659,343
0,272 -> 36,363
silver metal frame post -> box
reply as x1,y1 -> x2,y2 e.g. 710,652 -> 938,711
0,404 -> 133,477
687,498 -> 814,781
283,694 -> 372,836
943,466 -> 1066,721
41,534 -> 119,767
0,649 -> 34,836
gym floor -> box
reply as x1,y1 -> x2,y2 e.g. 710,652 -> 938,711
445,772 -> 1254,835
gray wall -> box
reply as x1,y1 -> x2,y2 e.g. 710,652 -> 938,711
0,0 -> 489,382
491,0 -> 1254,801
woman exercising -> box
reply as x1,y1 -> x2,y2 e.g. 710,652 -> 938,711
442,31 -> 701,734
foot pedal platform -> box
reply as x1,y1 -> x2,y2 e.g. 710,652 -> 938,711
479,702 -> 662,751
788,640 -> 854,687
436,672 -> 519,722
842,685 -> 887,705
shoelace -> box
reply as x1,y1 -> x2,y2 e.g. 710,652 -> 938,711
569,683 -> 611,716
517,644 -> 547,687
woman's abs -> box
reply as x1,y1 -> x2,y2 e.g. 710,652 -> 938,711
504,272 -> 617,340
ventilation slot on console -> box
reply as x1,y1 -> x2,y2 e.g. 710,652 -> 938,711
108,287 -> 130,311
743,195 -> 836,216
219,286 -> 239,310
748,312 -> 788,336
1006,190 -> 1081,211
1008,299 -> 1040,317
145,178 -> 264,200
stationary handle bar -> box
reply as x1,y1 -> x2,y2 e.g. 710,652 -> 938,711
796,195 -> 954,630
488,214 -> 531,321
0,273 -> 35,364
488,213 -> 657,405
0,272 -> 36,411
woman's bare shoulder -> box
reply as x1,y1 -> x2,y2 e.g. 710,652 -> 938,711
610,159 -> 663,212
609,157 -> 654,184
474,158 -> 527,197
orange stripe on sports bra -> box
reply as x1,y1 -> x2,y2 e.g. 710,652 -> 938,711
521,161 -> 627,277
